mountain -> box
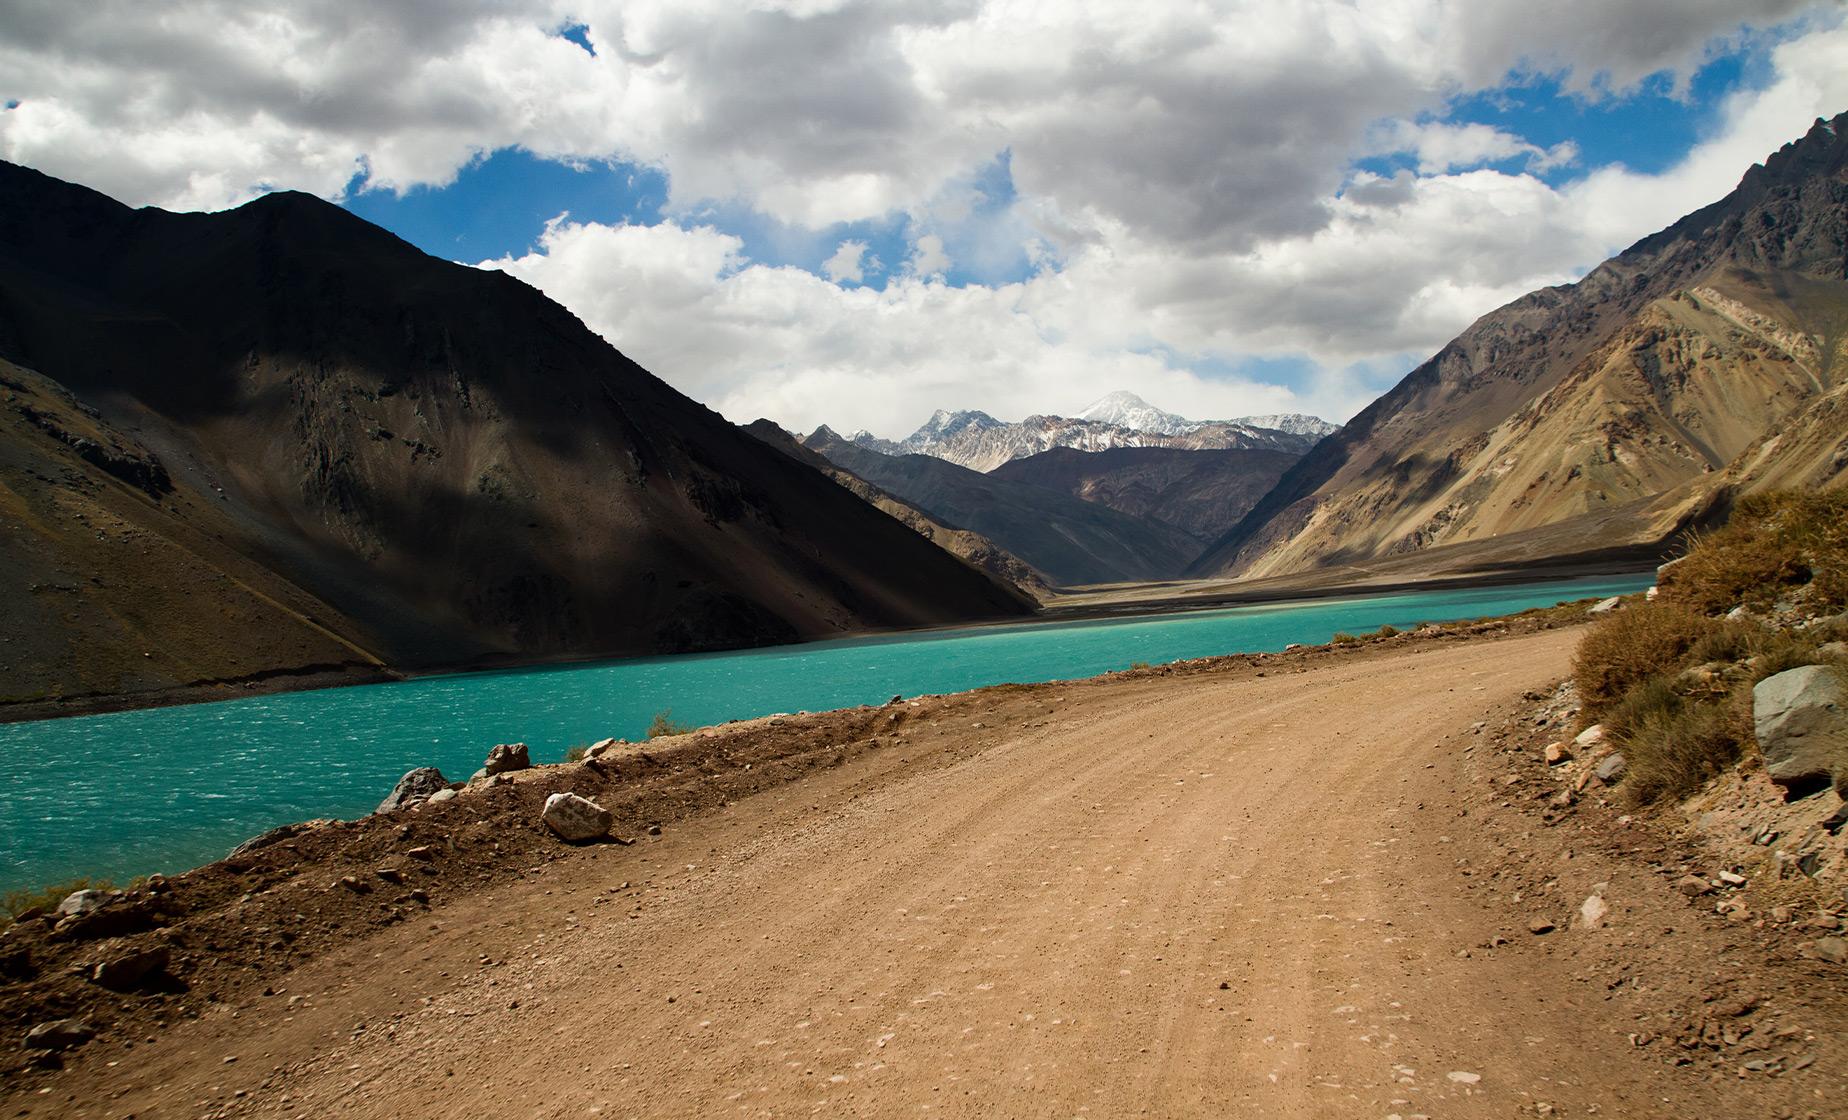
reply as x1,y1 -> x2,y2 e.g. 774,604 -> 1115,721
1190,113 -> 1848,580
743,419 -> 1050,599
803,427 -> 1202,586
988,445 -> 1303,545
0,161 -> 1030,710
1075,391 -> 1195,435
846,394 -> 1337,472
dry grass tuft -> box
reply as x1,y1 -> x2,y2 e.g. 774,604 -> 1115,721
1571,487 -> 1848,805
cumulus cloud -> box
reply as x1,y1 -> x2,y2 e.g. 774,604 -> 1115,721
2,0 -> 1841,437
822,239 -> 873,284
1367,121 -> 1580,175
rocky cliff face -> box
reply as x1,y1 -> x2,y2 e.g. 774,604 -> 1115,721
0,162 -> 1029,709
1191,113 -> 1848,580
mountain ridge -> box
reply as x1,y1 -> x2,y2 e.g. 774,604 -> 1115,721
842,393 -> 1338,472
1188,112 -> 1848,580
0,160 -> 1030,709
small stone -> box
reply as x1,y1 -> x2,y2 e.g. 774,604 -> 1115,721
483,742 -> 531,776
1588,596 -> 1623,614
409,889 -> 430,904
1446,1071 -> 1481,1084
1528,918 -> 1555,935
1550,788 -> 1577,809
1543,742 -> 1571,765
583,738 -> 621,760
24,1019 -> 94,1051
56,889 -> 110,918
1574,724 -> 1608,749
647,824 -> 662,837
377,767 -> 450,813
407,846 -> 435,861
1718,870 -> 1747,886
1579,894 -> 1610,930
427,789 -> 458,805
1812,936 -> 1848,965
91,944 -> 169,991
1674,875 -> 1714,897
1594,752 -> 1627,784
375,867 -> 403,884
542,793 -> 613,843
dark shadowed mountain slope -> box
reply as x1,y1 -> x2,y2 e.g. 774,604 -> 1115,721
988,445 -> 1302,545
743,419 -> 1049,600
0,162 -> 1028,709
1191,113 -> 1848,580
803,427 -> 1200,586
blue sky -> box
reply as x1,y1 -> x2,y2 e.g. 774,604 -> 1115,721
346,39 -> 1775,288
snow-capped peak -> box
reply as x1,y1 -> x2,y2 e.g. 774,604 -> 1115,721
1076,391 -> 1196,435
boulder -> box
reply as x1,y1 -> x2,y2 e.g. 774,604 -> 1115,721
24,1020 -> 94,1051
427,788 -> 458,805
583,738 -> 621,760
1594,752 -> 1627,784
56,889 -> 110,918
542,793 -> 612,843
483,742 -> 531,776
1543,742 -> 1571,765
92,944 -> 169,991
377,767 -> 450,813
1753,665 -> 1848,793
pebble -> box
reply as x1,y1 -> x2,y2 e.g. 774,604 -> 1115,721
1528,918 -> 1555,935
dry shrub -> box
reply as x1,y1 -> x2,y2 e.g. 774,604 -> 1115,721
1616,690 -> 1750,804
646,709 -> 696,739
3,876 -> 113,924
1571,605 -> 1721,710
1658,489 -> 1848,615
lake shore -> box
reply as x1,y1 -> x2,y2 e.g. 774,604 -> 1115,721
0,554 -> 1656,726
7,601 -> 1841,1117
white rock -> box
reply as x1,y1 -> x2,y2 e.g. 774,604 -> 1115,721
1578,894 -> 1609,930
1574,724 -> 1607,748
427,788 -> 458,804
1446,1071 -> 1481,1084
1645,586 -> 1659,601
543,792 -> 612,843
56,889 -> 110,917
583,737 -> 621,760
1588,596 -> 1623,614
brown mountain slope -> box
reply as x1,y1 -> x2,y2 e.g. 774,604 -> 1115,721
803,427 -> 1201,586
743,419 -> 1050,600
0,162 -> 1028,710
1191,113 -> 1848,579
987,445 -> 1301,545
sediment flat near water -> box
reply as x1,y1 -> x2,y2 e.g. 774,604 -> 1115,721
7,623 -> 1840,1118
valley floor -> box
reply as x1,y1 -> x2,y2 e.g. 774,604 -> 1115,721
6,628 -> 1844,1118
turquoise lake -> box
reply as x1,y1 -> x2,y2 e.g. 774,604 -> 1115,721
0,573 -> 1651,894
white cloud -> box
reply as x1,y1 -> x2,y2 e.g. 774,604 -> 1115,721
1368,120 -> 1580,175
3,0 -> 1842,439
822,239 -> 872,283
907,233 -> 952,278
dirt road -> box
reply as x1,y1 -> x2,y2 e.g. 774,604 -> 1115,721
11,629 -> 1839,1117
